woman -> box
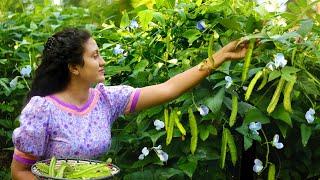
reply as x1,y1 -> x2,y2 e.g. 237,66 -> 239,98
11,28 -> 248,179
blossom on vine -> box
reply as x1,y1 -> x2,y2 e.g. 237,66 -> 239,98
266,62 -> 275,71
256,0 -> 288,13
196,20 -> 206,31
225,76 -> 233,89
305,108 -> 315,124
20,65 -> 32,77
154,119 -> 165,130
138,147 -> 149,160
253,159 -> 263,173
274,53 -> 287,68
249,122 -> 262,135
270,16 -> 287,27
129,20 -> 139,29
198,105 -> 209,116
113,44 -> 124,55
242,86 -> 248,91
152,145 -> 169,162
272,134 -> 284,149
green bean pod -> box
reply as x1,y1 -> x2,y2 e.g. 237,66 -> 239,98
268,163 -> 276,180
229,94 -> 238,127
245,70 -> 263,101
267,78 -> 286,114
225,128 -> 237,166
188,108 -> 198,154
49,156 -> 56,177
283,75 -> 296,113
257,69 -> 269,90
166,109 -> 175,145
174,111 -> 186,136
220,127 -> 228,169
241,39 -> 255,83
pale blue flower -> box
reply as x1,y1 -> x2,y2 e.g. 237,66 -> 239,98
266,62 -> 276,71
305,108 -> 315,124
155,149 -> 168,162
138,154 -> 145,160
253,159 -> 263,173
113,44 -> 124,55
196,20 -> 206,31
225,76 -> 233,89
129,20 -> 139,29
142,147 -> 149,156
272,134 -> 284,149
154,119 -> 165,130
274,53 -> 287,68
20,65 -> 32,77
10,77 -> 18,89
198,105 -> 209,116
249,122 -> 262,135
243,86 -> 248,91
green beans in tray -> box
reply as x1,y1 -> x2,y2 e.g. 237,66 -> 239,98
31,157 -> 120,180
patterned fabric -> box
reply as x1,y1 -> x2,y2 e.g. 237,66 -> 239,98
12,83 -> 137,163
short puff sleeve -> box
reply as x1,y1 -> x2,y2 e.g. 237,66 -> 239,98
96,83 -> 135,122
12,96 -> 50,158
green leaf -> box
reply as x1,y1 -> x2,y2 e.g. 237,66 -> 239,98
138,10 -> 154,30
133,60 -> 149,74
194,144 -> 219,161
155,168 -> 184,179
142,130 -> 166,145
281,66 -> 301,76
182,29 -> 201,45
275,120 -> 288,138
243,108 -> 270,125
153,12 -> 165,26
178,158 -> 198,178
271,105 -> 293,127
124,170 -> 154,180
208,125 -> 217,135
120,10 -> 130,29
300,124 -> 312,147
204,88 -> 225,115
268,70 -> 281,82
244,136 -> 253,150
105,66 -> 131,76
297,19 -> 313,37
198,124 -> 210,141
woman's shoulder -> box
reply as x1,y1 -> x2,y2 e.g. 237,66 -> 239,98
22,96 -> 51,114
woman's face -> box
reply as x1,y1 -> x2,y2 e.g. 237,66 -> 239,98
77,38 -> 106,84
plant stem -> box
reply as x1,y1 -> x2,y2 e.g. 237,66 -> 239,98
260,129 -> 270,172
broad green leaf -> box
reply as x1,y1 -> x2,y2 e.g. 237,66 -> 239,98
204,88 -> 225,115
133,60 -> 149,74
124,170 -> 154,180
271,105 -> 293,127
178,158 -> 198,178
297,19 -> 313,37
300,124 -> 312,147
243,108 -> 270,125
198,124 -> 210,141
275,121 -> 288,138
155,168 -> 184,179
182,29 -> 201,45
268,71 -> 281,82
120,10 -> 130,29
138,10 -> 154,30
105,66 -> 131,76
281,66 -> 301,75
244,136 -> 253,150
153,12 -> 165,26
142,130 -> 166,145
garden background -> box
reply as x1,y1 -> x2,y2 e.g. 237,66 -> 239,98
0,0 -> 320,179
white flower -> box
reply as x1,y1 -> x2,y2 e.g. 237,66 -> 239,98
305,108 -> 316,124
153,145 -> 162,150
142,147 -> 149,156
249,122 -> 262,135
196,20 -> 206,31
138,154 -> 145,160
168,59 -> 178,64
270,16 -> 287,27
113,44 -> 124,55
266,62 -> 276,71
272,134 -> 284,149
129,20 -> 139,29
242,86 -> 248,91
9,77 -> 18,89
274,53 -> 287,68
256,0 -> 288,13
198,105 -> 209,116
154,119 -> 165,130
155,149 -> 169,162
20,65 -> 32,77
225,76 -> 233,89
253,159 -> 263,173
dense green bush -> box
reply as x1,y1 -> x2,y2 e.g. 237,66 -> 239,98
1,0 -> 320,179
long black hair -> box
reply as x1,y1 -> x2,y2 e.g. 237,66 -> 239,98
26,28 -> 91,103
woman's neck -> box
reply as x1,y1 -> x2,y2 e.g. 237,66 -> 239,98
54,80 -> 92,107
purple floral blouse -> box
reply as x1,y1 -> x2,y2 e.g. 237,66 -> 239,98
12,83 -> 140,164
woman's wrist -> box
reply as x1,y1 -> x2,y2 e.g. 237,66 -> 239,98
211,53 -> 225,69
